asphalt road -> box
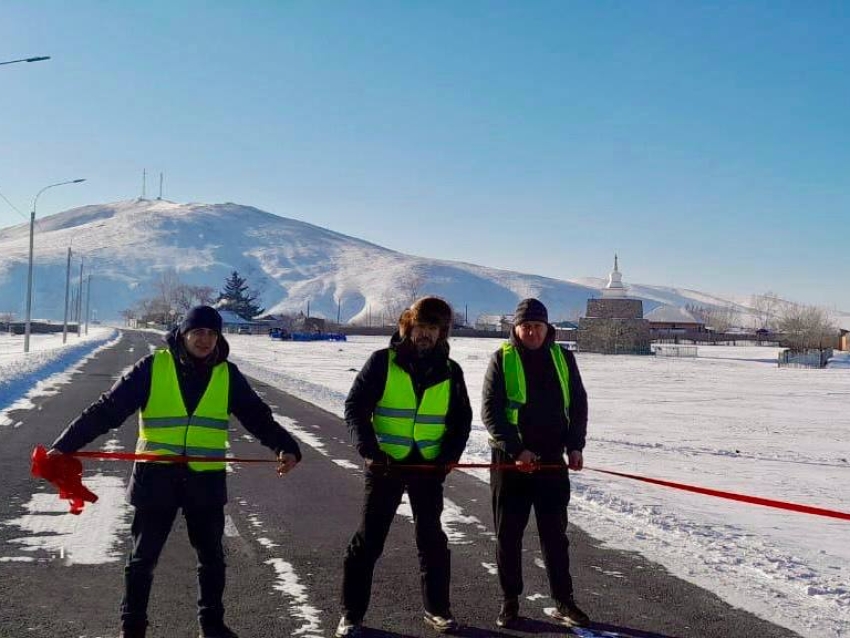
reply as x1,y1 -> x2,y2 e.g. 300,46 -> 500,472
0,331 -> 802,638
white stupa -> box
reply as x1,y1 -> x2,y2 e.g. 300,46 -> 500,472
602,254 -> 628,298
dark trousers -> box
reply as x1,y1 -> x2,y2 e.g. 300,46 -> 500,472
121,504 -> 226,630
491,455 -> 573,605
341,470 -> 451,621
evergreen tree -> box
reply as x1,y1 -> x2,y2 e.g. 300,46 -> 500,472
218,271 -> 264,320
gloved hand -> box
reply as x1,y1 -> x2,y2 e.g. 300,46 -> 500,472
364,451 -> 392,476
515,449 -> 540,473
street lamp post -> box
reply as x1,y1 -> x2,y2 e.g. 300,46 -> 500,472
23,179 -> 86,353
62,246 -> 72,343
84,274 -> 91,335
76,257 -> 84,338
0,56 -> 50,67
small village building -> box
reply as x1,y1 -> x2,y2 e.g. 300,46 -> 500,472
475,314 -> 511,332
552,320 -> 578,342
218,310 -> 257,334
292,312 -> 326,333
645,305 -> 706,332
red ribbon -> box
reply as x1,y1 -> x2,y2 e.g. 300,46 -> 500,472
340,461 -> 850,521
33,449 -> 850,521
71,450 -> 276,464
585,466 -> 850,522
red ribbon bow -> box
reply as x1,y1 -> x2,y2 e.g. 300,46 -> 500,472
31,445 -> 99,515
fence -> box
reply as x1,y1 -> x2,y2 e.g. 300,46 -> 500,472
777,348 -> 833,369
5,321 -> 79,335
652,344 -> 698,358
651,329 -> 780,347
556,341 -> 579,351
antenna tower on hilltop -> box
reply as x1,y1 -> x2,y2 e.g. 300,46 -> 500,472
141,169 -> 146,199
157,172 -> 164,200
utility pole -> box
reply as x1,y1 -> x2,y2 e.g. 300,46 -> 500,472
23,178 -> 85,352
76,257 -> 84,337
70,288 -> 77,329
23,209 -> 35,351
306,300 -> 310,318
62,247 -> 71,343
337,298 -> 341,325
84,274 -> 92,335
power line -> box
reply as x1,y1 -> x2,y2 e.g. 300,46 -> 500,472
0,187 -> 27,221
0,187 -> 47,234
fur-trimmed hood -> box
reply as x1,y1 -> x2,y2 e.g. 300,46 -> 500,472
398,296 -> 453,342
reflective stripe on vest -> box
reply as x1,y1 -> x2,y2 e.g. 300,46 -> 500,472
138,349 -> 230,472
502,342 -> 570,426
372,350 -> 451,460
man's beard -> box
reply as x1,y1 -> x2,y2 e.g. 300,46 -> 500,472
414,337 -> 435,355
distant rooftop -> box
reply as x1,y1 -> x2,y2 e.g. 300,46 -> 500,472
644,305 -> 701,324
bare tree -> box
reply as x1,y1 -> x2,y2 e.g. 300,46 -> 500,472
380,291 -> 408,326
150,269 -> 183,324
173,284 -> 216,315
750,291 -> 781,331
706,306 -> 739,333
776,303 -> 837,350
685,304 -> 711,325
405,272 -> 426,304
124,298 -> 156,326
685,303 -> 738,332
119,308 -> 136,327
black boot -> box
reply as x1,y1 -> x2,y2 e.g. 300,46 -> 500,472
496,598 -> 519,628
199,623 -> 238,638
550,599 -> 589,627
119,623 -> 147,638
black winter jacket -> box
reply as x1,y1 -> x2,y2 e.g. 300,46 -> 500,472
51,329 -> 302,507
345,332 -> 472,466
481,325 -> 587,462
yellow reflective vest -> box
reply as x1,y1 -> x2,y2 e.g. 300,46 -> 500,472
137,349 -> 230,472
372,350 -> 451,461
502,342 -> 571,426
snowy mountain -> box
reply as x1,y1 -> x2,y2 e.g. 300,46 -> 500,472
0,199 -> 775,324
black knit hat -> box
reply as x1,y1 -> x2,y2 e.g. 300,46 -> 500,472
180,306 -> 223,334
514,298 -> 548,325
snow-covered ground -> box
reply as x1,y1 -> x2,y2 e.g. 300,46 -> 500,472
1,331 -> 848,637
228,335 -> 850,638
0,328 -> 119,426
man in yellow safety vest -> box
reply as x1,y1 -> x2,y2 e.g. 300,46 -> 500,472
49,306 -> 302,638
482,298 -> 589,629
335,297 -> 472,637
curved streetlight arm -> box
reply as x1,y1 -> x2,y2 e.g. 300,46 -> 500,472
32,179 -> 86,213
0,56 -> 51,66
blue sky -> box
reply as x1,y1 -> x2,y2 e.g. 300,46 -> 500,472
2,1 -> 848,309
